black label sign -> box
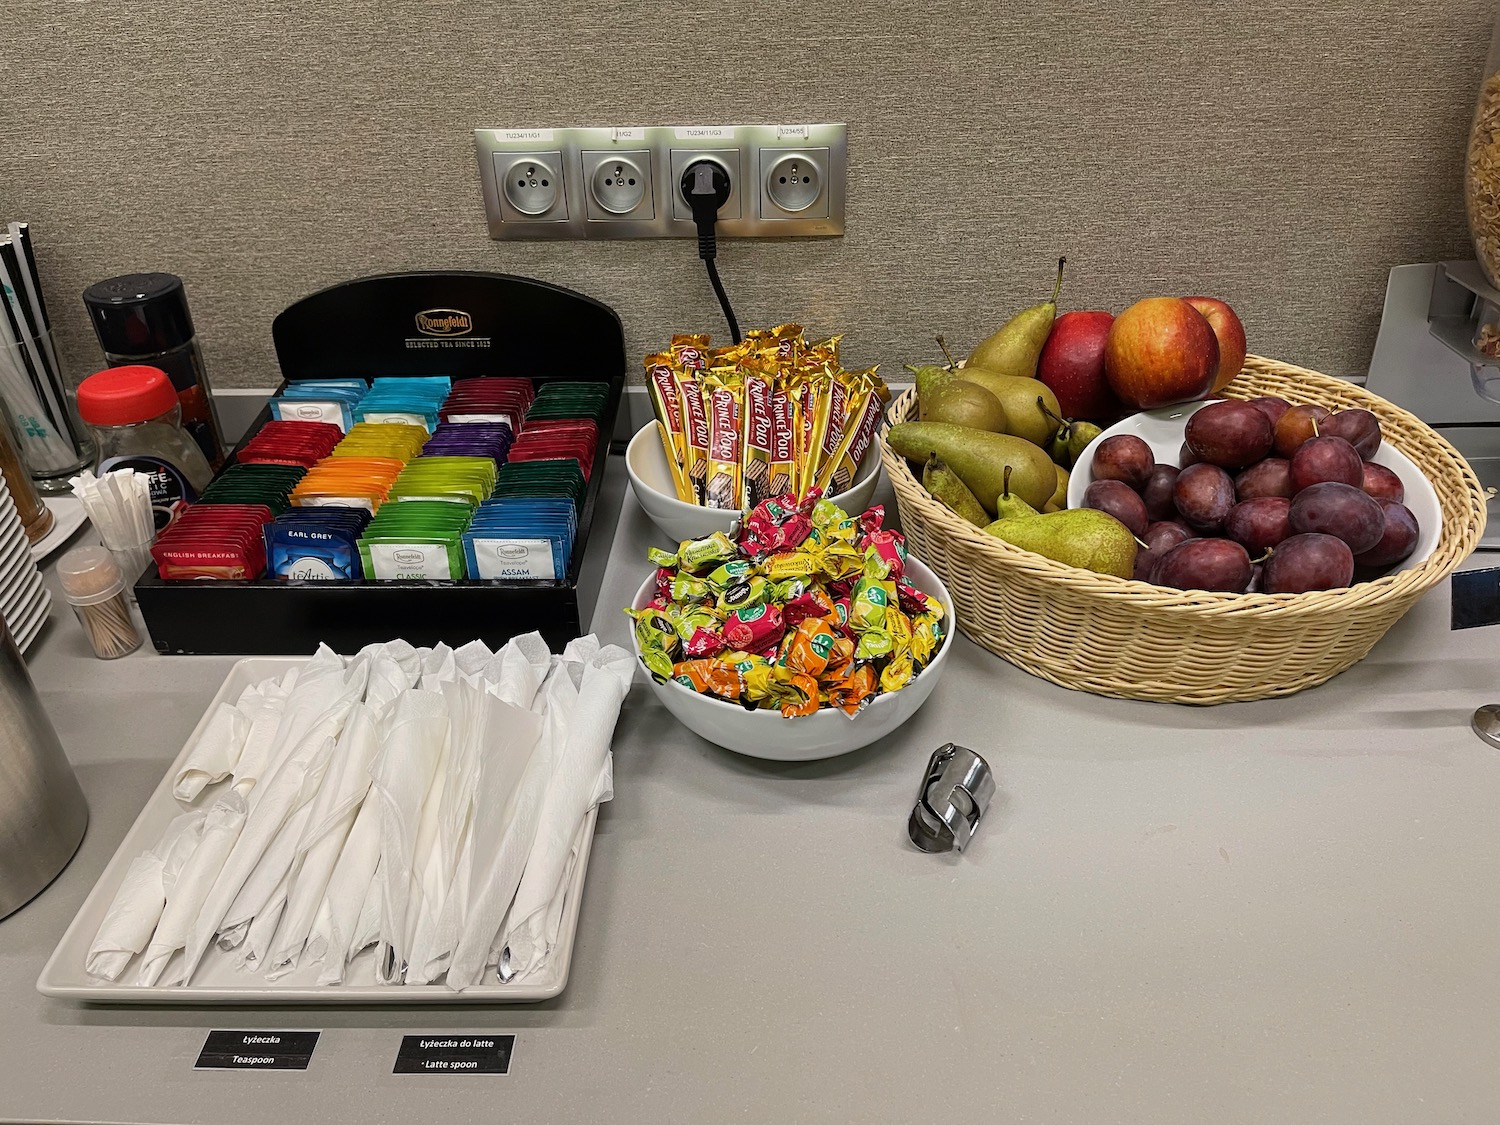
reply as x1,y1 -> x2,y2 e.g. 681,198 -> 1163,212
195,1030 -> 319,1070
1452,567 -> 1500,630
393,1034 -> 514,1074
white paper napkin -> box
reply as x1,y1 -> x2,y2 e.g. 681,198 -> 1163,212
418,644 -> 456,689
263,703 -> 381,978
139,792 -> 247,985
237,868 -> 289,972
497,645 -> 632,981
229,679 -> 289,797
85,811 -> 206,980
172,702 -> 251,803
369,689 -> 450,983
216,800 -> 313,951
447,663 -> 572,989
453,640 -> 493,684
486,631 -> 552,708
177,706 -> 347,984
305,796 -> 381,985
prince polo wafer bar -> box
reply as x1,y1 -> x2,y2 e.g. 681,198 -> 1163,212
645,352 -> 694,502
676,370 -> 711,503
768,385 -> 796,498
817,377 -> 882,495
704,378 -> 742,510
741,370 -> 775,508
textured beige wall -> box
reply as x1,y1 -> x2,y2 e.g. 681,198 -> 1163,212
0,1 -> 1491,388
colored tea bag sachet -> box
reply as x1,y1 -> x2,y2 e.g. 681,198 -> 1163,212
265,506 -> 373,580
524,380 -> 609,422
358,500 -> 473,580
237,420 -> 343,467
388,456 -> 496,506
506,418 -> 598,482
198,463 -> 306,514
330,421 -> 429,462
464,496 -> 576,580
290,457 -> 404,512
269,380 -> 369,432
441,377 -> 534,430
421,422 -> 513,464
353,377 -> 452,432
152,504 -> 274,579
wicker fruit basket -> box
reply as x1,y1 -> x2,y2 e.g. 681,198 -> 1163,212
880,355 -> 1487,704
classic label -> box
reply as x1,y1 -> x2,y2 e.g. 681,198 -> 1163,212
195,1030 -> 319,1070
393,1034 -> 514,1075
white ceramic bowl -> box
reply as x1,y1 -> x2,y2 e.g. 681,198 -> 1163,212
626,422 -> 882,545
1067,400 -> 1443,572
630,556 -> 954,761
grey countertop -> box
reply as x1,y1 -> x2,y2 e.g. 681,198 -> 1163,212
3,461 -> 1500,1125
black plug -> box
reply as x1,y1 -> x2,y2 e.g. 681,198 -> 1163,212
682,159 -> 731,261
680,159 -> 741,342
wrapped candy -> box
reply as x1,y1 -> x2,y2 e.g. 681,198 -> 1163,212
721,603 -> 785,651
826,664 -> 877,717
627,607 -> 680,681
630,497 -> 945,717
777,617 -> 840,678
717,575 -> 772,614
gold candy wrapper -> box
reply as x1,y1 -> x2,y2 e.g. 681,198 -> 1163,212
643,328 -> 886,510
703,375 -> 743,511
740,368 -> 776,508
676,369 -> 711,504
768,385 -> 796,498
645,352 -> 694,503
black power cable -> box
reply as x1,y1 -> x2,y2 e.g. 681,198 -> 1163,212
681,160 -> 742,344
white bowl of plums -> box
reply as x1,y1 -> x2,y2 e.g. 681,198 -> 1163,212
1067,396 -> 1440,594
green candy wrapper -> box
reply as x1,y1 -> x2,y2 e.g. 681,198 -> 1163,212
626,607 -> 681,680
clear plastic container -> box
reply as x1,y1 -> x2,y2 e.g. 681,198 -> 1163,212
57,545 -> 142,659
76,365 -> 214,530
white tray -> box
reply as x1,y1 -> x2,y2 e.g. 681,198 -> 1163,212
37,656 -> 599,1005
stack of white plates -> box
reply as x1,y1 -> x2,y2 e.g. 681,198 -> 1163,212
0,477 -> 52,654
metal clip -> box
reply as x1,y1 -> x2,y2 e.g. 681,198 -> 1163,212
908,743 -> 994,853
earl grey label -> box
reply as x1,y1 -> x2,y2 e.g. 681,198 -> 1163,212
195,1030 -> 319,1070
1451,567 -> 1500,629
393,1034 -> 514,1074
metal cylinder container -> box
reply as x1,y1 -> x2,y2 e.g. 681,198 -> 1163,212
0,615 -> 87,919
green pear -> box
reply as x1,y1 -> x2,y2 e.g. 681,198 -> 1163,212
887,421 -> 1056,513
922,457 -> 989,527
982,507 -> 1137,579
921,380 -> 1008,432
1067,421 -> 1103,464
905,363 -> 957,404
966,257 -> 1066,378
957,369 -> 1062,447
1044,464 -> 1069,513
992,464 -> 1040,519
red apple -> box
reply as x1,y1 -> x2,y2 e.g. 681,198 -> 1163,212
1103,297 -> 1220,410
1184,296 -> 1248,393
1037,310 -> 1124,422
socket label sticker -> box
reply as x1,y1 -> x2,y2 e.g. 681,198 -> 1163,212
674,126 -> 734,140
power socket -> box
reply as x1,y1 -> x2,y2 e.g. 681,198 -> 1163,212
760,148 -> 829,220
582,149 -> 654,220
474,124 -> 846,239
494,151 -> 568,222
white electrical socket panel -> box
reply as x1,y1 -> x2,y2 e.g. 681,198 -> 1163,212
474,124 -> 847,240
